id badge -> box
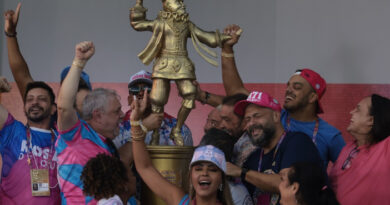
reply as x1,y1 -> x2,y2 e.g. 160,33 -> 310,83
30,169 -> 50,196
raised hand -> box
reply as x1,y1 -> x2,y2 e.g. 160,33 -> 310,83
74,41 -> 95,64
0,77 -> 12,93
4,3 -> 21,36
222,24 -> 242,50
130,90 -> 148,122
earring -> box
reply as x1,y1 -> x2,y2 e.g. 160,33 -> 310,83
218,183 -> 223,191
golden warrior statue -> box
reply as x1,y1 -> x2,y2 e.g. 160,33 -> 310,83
130,0 -> 231,146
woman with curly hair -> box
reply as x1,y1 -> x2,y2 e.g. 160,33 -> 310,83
81,153 -> 129,205
130,92 -> 234,205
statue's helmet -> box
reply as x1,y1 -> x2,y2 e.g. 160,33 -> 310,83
162,0 -> 186,14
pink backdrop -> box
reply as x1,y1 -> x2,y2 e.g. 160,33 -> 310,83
1,82 -> 390,145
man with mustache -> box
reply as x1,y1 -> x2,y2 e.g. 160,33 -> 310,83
220,25 -> 345,167
0,77 -> 60,204
226,91 -> 322,205
4,3 -> 92,119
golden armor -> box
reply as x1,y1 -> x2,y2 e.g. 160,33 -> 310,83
130,0 -> 231,145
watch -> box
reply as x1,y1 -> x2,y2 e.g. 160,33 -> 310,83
241,168 -> 249,182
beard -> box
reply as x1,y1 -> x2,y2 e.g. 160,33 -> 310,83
25,105 -> 51,123
283,91 -> 310,113
248,123 -> 276,148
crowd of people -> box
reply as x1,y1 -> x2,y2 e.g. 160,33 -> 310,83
1,2 -> 390,205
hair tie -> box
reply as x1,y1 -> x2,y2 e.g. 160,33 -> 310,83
321,185 -> 328,191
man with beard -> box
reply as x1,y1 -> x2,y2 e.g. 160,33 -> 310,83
0,77 -> 60,204
220,25 -> 345,167
219,94 -> 259,167
203,106 -> 222,133
226,91 -> 322,205
4,3 -> 92,119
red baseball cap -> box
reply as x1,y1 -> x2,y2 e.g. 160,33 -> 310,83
294,68 -> 326,113
234,91 -> 282,116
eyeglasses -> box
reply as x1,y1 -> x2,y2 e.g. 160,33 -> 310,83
129,85 -> 152,95
341,146 -> 360,170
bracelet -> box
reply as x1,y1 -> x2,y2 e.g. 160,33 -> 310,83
221,52 -> 234,58
131,127 -> 146,141
4,31 -> 17,38
132,133 -> 146,141
140,123 -> 148,133
131,120 -> 148,132
130,120 -> 141,126
72,60 -> 86,69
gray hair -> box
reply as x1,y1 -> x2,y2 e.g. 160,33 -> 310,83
82,88 -> 120,120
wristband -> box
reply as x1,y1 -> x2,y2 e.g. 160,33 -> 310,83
72,60 -> 86,69
4,31 -> 17,37
221,52 -> 234,58
241,168 -> 249,182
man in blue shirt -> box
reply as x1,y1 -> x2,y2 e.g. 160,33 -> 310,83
219,25 -> 345,167
226,90 -> 322,205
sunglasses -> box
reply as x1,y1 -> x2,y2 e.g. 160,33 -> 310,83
129,85 -> 152,95
341,146 -> 360,170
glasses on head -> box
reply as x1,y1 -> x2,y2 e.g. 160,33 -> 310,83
129,85 -> 152,95
341,146 -> 360,170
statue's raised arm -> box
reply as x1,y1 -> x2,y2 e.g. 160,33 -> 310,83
129,0 -> 234,146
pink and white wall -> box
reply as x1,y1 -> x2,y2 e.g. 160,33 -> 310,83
1,0 -> 390,144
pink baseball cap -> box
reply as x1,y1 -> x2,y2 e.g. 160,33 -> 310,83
128,70 -> 152,88
294,69 -> 326,113
234,91 -> 282,116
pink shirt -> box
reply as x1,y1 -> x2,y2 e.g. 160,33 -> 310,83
329,137 -> 390,205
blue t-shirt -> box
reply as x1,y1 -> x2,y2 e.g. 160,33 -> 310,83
281,109 -> 345,167
0,114 -> 60,204
243,131 -> 322,205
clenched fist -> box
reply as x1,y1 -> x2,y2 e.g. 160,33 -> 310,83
74,41 -> 95,65
0,77 -> 11,93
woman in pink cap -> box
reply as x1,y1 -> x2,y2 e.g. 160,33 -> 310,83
129,91 -> 233,205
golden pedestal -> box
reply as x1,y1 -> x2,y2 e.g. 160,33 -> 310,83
141,145 -> 194,205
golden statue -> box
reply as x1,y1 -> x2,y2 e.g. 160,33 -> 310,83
130,0 -> 231,145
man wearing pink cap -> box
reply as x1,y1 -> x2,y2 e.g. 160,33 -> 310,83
219,25 -> 345,167
226,91 -> 322,205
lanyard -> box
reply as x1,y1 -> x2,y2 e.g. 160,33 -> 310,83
25,126 -> 55,169
257,132 -> 286,172
287,116 -> 319,144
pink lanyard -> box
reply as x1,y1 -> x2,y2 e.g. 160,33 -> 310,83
287,117 -> 319,144
257,132 -> 286,172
